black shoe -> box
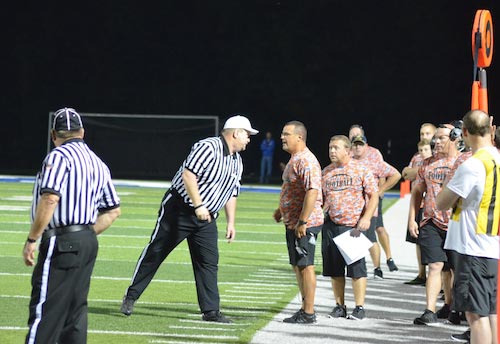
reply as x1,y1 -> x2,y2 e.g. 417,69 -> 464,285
373,267 -> 384,279
283,310 -> 316,324
446,310 -> 461,325
348,306 -> 365,320
460,311 -> 466,321
450,329 -> 470,342
404,275 -> 426,285
413,309 -> 437,325
436,303 -> 450,319
120,296 -> 135,316
283,309 -> 304,322
386,258 -> 399,271
202,310 -> 232,323
328,304 -> 347,318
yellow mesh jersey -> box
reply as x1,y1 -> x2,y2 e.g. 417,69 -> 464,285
474,149 -> 500,236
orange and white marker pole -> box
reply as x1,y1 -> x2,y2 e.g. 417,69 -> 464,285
471,9 -> 493,113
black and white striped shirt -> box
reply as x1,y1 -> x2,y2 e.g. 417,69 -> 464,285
31,138 -> 120,229
171,136 -> 242,213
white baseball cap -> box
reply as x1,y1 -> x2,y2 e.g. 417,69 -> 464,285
223,115 -> 259,135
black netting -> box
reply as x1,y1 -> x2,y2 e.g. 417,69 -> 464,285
48,114 -> 218,180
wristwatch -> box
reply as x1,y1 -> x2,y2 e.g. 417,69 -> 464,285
298,220 -> 308,226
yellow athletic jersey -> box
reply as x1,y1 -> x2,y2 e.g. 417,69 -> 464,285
474,149 -> 500,236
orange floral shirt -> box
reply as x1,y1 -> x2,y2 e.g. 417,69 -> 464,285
449,151 -> 473,179
415,154 -> 458,230
408,153 -> 425,208
354,151 -> 397,216
322,158 -> 378,227
280,147 -> 324,229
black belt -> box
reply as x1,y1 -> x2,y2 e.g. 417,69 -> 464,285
169,188 -> 198,213
169,188 -> 218,219
42,225 -> 93,241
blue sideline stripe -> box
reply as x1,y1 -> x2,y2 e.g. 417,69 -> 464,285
0,175 -> 399,198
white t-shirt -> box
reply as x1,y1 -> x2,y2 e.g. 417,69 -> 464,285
444,146 -> 500,259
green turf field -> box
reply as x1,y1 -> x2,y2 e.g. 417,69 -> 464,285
0,181 -> 397,343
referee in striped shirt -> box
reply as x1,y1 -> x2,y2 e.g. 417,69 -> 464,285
121,114 -> 258,323
23,108 -> 121,344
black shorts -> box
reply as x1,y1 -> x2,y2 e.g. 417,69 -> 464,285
321,221 -> 367,279
405,208 -> 423,244
375,198 -> 384,228
446,249 -> 460,271
453,252 -> 498,316
417,222 -> 451,270
364,217 -> 377,243
286,225 -> 322,267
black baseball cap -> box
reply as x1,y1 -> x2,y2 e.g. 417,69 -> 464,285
351,135 -> 367,145
52,108 -> 83,131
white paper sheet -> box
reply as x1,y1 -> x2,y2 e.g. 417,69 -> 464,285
333,229 -> 374,265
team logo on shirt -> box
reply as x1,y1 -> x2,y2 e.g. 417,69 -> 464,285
427,167 -> 450,185
324,173 -> 353,191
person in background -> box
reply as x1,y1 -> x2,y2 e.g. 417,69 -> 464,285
274,121 -> 323,324
403,138 -> 433,286
260,131 -> 276,184
322,135 -> 379,320
120,114 -> 258,324
23,107 -> 121,344
402,123 -> 437,181
349,129 -> 401,279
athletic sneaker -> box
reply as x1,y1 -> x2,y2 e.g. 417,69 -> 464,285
436,303 -> 450,318
283,309 -> 304,322
413,309 -> 437,325
386,258 -> 399,271
120,296 -> 135,316
348,306 -> 365,320
374,267 -> 383,279
404,275 -> 426,285
329,304 -> 347,318
446,310 -> 462,325
202,310 -> 232,323
283,310 -> 316,324
450,329 -> 470,342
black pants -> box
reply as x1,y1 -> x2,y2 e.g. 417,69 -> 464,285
26,229 -> 98,344
125,191 -> 220,313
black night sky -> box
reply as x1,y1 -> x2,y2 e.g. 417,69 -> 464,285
4,1 -> 500,182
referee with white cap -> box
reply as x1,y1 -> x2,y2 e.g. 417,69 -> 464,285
120,114 -> 258,323
23,107 -> 121,343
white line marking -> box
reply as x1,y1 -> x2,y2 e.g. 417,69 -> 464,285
0,326 -> 240,339
223,294 -> 279,300
168,325 -> 237,332
0,206 -> 30,211
178,319 -> 252,326
228,290 -> 285,295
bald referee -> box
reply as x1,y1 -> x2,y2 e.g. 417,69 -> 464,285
120,114 -> 258,323
23,107 -> 121,344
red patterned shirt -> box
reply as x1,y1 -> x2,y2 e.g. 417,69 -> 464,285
408,153 -> 425,207
415,154 -> 458,230
354,152 -> 397,216
449,151 -> 473,179
322,158 -> 379,227
280,147 -> 324,229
